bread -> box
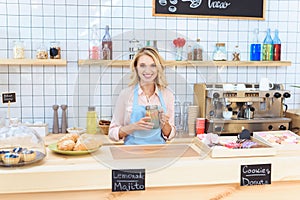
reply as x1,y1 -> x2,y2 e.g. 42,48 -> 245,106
57,139 -> 76,151
57,133 -> 79,145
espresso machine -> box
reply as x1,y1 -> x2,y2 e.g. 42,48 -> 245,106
194,83 -> 291,134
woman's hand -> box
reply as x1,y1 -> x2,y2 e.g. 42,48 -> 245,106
159,110 -> 172,137
119,117 -> 154,139
134,117 -> 154,130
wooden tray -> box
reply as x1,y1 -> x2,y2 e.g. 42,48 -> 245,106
110,144 -> 200,160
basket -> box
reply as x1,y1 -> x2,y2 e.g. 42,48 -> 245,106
99,120 -> 111,135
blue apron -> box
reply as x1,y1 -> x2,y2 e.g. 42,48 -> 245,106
124,84 -> 167,145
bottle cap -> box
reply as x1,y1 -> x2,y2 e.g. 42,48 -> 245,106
88,106 -> 95,111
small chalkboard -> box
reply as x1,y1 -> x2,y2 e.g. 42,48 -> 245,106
2,92 -> 16,104
153,0 -> 265,20
241,164 -> 271,186
112,169 -> 145,192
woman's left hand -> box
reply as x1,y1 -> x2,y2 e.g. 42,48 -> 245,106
159,110 -> 170,129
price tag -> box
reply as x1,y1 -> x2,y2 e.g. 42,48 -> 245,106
241,164 -> 271,186
112,169 -> 145,192
2,92 -> 16,104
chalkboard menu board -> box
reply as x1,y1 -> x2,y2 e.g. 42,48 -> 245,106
112,169 -> 145,192
241,164 -> 271,186
153,0 -> 265,20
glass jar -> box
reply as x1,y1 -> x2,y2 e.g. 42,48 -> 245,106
145,105 -> 160,129
232,45 -> 241,61
36,43 -> 48,59
13,41 -> 25,59
49,41 -> 61,59
213,43 -> 227,61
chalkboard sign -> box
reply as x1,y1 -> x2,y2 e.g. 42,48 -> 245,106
153,0 -> 265,20
2,92 -> 16,104
241,164 -> 271,186
112,169 -> 145,192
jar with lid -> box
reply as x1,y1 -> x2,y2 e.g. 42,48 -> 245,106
13,41 -> 25,59
145,105 -> 160,129
213,43 -> 227,61
49,41 -> 61,59
193,38 -> 203,61
232,45 -> 240,61
129,38 -> 141,60
36,43 -> 48,59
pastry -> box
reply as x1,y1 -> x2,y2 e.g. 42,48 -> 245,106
57,139 -> 76,151
22,149 -> 37,162
57,133 -> 79,145
2,153 -> 21,165
0,150 -> 10,161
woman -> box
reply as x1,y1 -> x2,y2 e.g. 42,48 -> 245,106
109,47 -> 176,145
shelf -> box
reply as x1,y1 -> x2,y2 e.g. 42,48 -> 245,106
78,60 -> 291,67
0,59 -> 67,66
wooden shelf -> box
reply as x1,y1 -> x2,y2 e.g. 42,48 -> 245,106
0,59 -> 67,66
78,60 -> 291,67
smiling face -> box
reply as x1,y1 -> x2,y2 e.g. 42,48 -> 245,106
136,54 -> 158,87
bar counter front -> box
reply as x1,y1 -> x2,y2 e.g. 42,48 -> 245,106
1,134 -> 300,200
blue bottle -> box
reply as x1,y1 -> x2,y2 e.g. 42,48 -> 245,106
250,28 -> 261,61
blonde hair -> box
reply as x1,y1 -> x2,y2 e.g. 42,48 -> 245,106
129,47 -> 168,89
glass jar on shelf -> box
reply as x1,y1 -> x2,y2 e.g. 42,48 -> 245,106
213,43 -> 227,61
49,41 -> 61,59
36,43 -> 48,59
13,41 -> 25,59
232,45 -> 241,61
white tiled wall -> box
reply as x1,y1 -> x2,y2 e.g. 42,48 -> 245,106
0,0 -> 299,131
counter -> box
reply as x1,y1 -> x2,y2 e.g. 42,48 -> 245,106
1,134 -> 300,199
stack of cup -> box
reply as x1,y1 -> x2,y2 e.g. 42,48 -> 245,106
188,105 -> 200,136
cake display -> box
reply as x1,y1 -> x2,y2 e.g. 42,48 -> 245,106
0,118 -> 46,167
253,130 -> 300,149
197,132 -> 276,158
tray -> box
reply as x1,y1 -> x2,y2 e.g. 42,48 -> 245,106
48,143 -> 100,155
0,151 -> 46,167
197,136 -> 276,158
253,130 -> 300,150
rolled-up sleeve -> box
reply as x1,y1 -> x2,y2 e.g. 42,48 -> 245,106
108,88 -> 132,141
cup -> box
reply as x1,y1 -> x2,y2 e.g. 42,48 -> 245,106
259,78 -> 274,90
196,118 -> 205,135
222,111 -> 233,120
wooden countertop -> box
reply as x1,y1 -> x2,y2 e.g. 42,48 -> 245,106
1,133 -> 300,199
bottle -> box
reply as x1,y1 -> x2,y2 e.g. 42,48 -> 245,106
13,41 -> 25,59
153,40 -> 158,51
273,29 -> 281,61
250,28 -> 261,61
192,38 -> 203,61
86,106 -> 97,134
102,25 -> 112,60
102,43 -> 111,60
89,25 -> 100,59
232,45 -> 240,61
187,45 -> 193,61
146,40 -> 151,47
262,28 -> 273,61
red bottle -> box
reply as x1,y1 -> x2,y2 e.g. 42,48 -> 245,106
273,29 -> 281,61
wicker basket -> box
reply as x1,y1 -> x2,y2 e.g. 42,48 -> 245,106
99,120 -> 111,135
